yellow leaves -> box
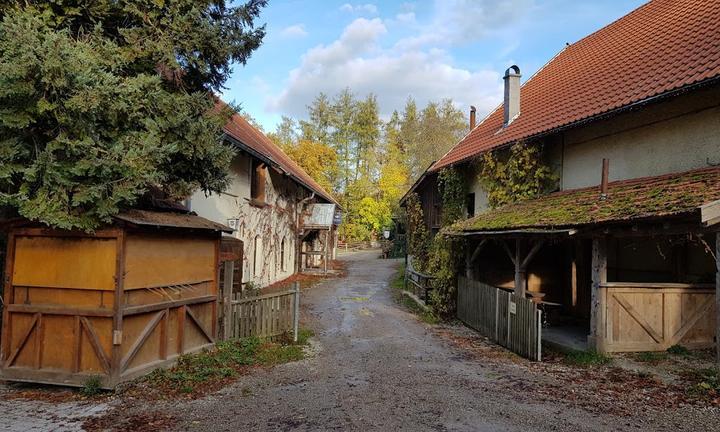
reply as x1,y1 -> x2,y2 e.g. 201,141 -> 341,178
283,139 -> 337,193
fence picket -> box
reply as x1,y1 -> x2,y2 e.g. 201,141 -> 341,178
221,288 -> 299,341
457,277 -> 542,361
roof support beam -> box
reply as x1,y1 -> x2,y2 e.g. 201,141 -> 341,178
589,237 -> 608,353
465,239 -> 488,281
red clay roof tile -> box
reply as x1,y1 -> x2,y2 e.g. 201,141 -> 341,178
432,0 -> 720,171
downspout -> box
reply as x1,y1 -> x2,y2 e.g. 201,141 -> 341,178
295,192 -> 315,274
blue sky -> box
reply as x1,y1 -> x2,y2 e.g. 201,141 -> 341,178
222,0 -> 647,132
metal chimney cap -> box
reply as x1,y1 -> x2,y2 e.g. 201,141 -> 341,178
504,65 -> 521,78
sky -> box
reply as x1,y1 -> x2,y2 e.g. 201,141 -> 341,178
222,0 -> 647,132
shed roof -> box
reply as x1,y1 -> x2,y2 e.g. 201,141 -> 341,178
114,209 -> 232,233
220,106 -> 338,206
432,0 -> 720,172
448,167 -> 720,234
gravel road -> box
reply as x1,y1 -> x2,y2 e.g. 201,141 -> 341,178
168,250 -> 712,432
3,250 -> 716,431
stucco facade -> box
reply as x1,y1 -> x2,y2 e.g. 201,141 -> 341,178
560,86 -> 720,190
190,153 -> 308,287
460,85 -> 720,217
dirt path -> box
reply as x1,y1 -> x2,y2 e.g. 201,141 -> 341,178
163,250 -> 713,431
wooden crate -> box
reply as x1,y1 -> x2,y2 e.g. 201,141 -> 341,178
0,216 -> 226,388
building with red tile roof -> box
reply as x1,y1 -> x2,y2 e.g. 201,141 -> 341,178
405,0 -> 720,359
190,104 -> 339,288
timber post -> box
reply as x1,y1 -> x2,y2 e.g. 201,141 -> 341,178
222,260 -> 234,340
293,281 -> 300,343
589,237 -> 608,352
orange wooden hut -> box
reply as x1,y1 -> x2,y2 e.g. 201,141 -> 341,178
0,209 -> 230,388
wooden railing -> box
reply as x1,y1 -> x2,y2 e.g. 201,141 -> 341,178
404,257 -> 435,304
457,277 -> 542,361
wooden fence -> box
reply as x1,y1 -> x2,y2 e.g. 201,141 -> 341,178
218,260 -> 300,342
229,287 -> 299,340
457,277 -> 542,361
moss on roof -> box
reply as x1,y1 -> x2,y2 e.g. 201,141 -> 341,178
449,167 -> 720,233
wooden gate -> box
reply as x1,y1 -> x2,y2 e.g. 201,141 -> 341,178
217,259 -> 299,342
229,286 -> 299,340
457,277 -> 542,361
602,283 -> 715,352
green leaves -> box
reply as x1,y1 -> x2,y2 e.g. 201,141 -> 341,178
479,140 -> 559,209
0,2 -> 266,230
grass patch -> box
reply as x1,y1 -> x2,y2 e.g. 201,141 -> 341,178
390,263 -> 439,324
80,375 -> 104,397
563,350 -> 612,367
636,351 -> 668,364
146,331 -> 313,395
684,367 -> 720,399
667,344 -> 691,356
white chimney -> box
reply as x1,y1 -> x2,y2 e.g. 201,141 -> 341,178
503,65 -> 521,126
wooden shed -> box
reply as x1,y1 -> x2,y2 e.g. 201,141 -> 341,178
0,209 -> 231,388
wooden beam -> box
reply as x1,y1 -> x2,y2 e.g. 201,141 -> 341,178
589,237 -> 608,353
520,239 -> 545,270
469,239 -> 488,264
501,240 -> 516,266
702,199 -> 720,227
81,317 -> 112,373
120,310 -> 166,372
186,306 -> 214,344
221,261 -> 234,341
465,239 -> 488,280
513,239 -> 526,296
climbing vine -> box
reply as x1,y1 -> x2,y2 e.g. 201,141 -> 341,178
405,192 -> 430,272
427,167 -> 466,317
478,140 -> 558,208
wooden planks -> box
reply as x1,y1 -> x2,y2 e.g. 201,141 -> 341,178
457,277 -> 542,361
603,283 -> 715,352
225,285 -> 299,341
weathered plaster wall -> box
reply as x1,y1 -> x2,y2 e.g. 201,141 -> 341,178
191,153 -> 308,287
560,86 -> 720,190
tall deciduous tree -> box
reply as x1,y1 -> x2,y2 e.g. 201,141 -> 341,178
0,0 -> 267,230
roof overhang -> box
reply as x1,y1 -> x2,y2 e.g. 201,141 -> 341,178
222,133 -> 340,208
701,199 -> 720,227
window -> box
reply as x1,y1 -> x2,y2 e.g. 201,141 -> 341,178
253,235 -> 262,277
280,237 -> 286,272
250,160 -> 267,205
466,193 -> 476,217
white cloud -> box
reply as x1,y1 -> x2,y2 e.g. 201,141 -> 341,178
340,3 -> 378,15
267,18 -> 503,120
396,0 -> 532,50
279,24 -> 308,39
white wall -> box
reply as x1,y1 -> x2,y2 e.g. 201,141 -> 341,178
561,86 -> 720,190
190,153 -> 306,287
